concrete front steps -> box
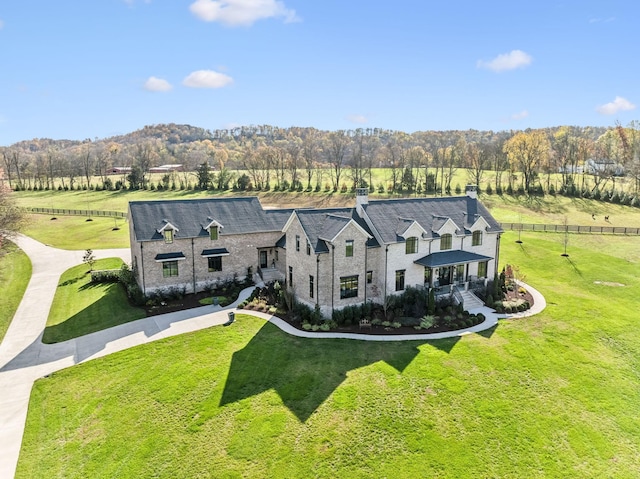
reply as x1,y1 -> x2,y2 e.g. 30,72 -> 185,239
459,290 -> 485,311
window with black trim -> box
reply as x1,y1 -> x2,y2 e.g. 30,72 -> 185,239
405,236 -> 418,254
395,269 -> 405,291
440,234 -> 452,250
345,239 -> 354,257
289,266 -> 293,286
163,260 -> 178,277
296,235 -> 300,252
478,261 -> 488,278
309,275 -> 314,298
340,275 -> 358,298
208,256 -> 222,272
306,241 -> 311,255
472,230 -> 482,246
366,270 -> 373,284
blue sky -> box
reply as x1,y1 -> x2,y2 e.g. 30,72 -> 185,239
1,0 -> 638,145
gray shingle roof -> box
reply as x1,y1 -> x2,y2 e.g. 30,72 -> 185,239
295,208 -> 378,254
129,197 -> 291,242
414,250 -> 493,268
362,196 -> 502,244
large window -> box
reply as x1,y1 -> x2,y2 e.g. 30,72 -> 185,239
309,275 -> 314,299
163,260 -> 178,277
472,230 -> 482,246
405,236 -> 418,254
478,261 -> 488,278
164,229 -> 174,244
440,233 -> 452,250
340,275 -> 358,299
395,269 -> 405,291
208,256 -> 222,272
345,240 -> 354,257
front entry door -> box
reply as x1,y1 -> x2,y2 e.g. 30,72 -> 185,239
439,266 -> 452,286
259,250 -> 268,268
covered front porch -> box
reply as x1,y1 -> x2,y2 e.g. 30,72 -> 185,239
415,250 -> 492,296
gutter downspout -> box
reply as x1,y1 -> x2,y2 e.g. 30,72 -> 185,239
140,243 -> 146,296
191,238 -> 196,294
331,244 -> 335,313
316,254 -> 320,308
495,233 -> 501,277
384,244 -> 388,303
363,240 -> 367,304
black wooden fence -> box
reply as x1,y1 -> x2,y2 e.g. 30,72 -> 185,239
501,223 -> 640,235
27,207 -> 127,219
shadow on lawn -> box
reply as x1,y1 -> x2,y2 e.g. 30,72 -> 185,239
42,283 -> 145,344
219,322 -> 460,422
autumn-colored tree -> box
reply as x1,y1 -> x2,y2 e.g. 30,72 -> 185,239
503,130 -> 551,192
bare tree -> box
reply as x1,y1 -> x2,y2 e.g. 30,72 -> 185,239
302,129 -> 319,189
79,141 -> 94,188
325,130 -> 349,191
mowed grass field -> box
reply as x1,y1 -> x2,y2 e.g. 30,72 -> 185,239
16,231 -> 640,478
0,241 -> 31,343
42,258 -> 146,344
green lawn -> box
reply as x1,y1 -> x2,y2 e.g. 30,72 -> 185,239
42,258 -> 146,344
17,232 -> 640,478
21,214 -> 130,250
0,241 -> 32,343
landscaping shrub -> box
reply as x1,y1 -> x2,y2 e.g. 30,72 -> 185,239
90,269 -> 121,283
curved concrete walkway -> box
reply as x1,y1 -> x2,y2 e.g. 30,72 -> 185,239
0,234 -> 546,478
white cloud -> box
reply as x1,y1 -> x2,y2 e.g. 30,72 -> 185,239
189,0 -> 299,27
346,114 -> 369,124
143,76 -> 173,92
477,50 -> 533,72
596,96 -> 636,115
511,110 -> 529,120
183,70 -> 233,89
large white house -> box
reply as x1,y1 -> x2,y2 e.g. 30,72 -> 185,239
128,186 -> 503,315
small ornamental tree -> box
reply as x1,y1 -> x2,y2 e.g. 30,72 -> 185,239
83,249 -> 96,272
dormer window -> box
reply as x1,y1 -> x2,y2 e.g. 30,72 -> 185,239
440,233 -> 452,250
472,230 -> 482,246
164,229 -> 174,244
205,219 -> 223,240
405,236 -> 418,254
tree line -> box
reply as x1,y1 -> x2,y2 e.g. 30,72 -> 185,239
5,122 -> 640,197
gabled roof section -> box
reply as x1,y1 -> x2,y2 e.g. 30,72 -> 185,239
293,208 -> 377,254
156,220 -> 179,234
129,197 -> 291,242
361,196 -> 502,244
433,216 -> 460,236
469,215 -> 491,232
204,218 -> 224,231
